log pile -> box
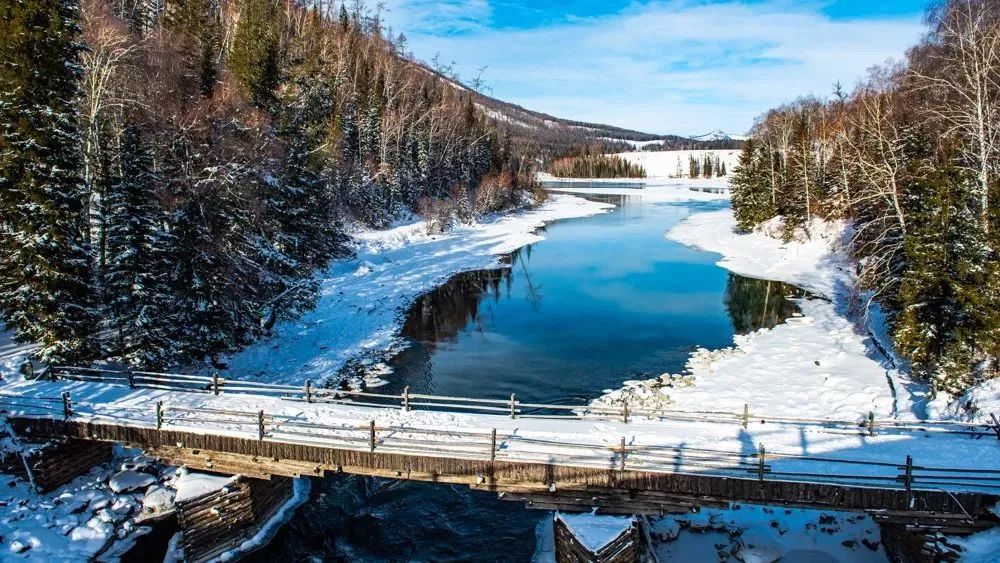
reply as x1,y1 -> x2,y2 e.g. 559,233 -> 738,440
0,438 -> 112,492
554,514 -> 641,563
175,475 -> 293,563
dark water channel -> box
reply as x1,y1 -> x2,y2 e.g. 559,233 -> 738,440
250,193 -> 805,562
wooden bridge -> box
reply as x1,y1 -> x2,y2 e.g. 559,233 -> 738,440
3,365 -> 1000,558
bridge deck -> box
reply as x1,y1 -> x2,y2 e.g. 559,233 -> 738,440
3,378 -> 999,500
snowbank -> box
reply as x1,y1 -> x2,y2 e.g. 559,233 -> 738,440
596,208 -> 921,420
670,211 -> 846,299
172,470 -> 236,503
221,194 -> 613,387
536,172 -> 646,185
651,505 -> 887,562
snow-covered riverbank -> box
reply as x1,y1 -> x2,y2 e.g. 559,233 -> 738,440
221,194 -> 613,387
595,208 -> 926,421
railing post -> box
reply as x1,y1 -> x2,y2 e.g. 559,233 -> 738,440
305,379 -> 312,403
757,444 -> 766,482
742,403 -> 749,429
49,366 -> 58,382
867,411 -> 875,437
622,401 -> 629,424
126,368 -> 135,389
490,428 -> 497,462
989,413 -> 1000,440
510,393 -> 516,419
257,410 -> 265,440
62,392 -> 72,421
369,420 -> 376,452
904,455 -> 914,508
402,386 -> 410,411
619,437 -> 627,472
156,401 -> 163,430
213,372 -> 220,396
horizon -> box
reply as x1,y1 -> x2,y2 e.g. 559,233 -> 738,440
382,0 -> 928,135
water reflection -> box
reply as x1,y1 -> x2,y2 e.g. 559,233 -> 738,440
403,265 -> 806,352
724,275 -> 807,333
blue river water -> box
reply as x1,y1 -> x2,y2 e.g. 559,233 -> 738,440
248,193 -> 805,562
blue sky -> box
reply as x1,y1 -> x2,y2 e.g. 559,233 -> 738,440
381,1 -> 927,135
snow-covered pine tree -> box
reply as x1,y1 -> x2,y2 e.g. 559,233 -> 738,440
104,123 -> 176,368
893,133 -> 979,393
0,0 -> 99,363
360,87 -> 382,165
731,139 -> 774,232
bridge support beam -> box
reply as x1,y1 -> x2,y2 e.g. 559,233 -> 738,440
175,473 -> 294,563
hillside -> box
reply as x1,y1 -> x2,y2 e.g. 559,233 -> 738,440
423,67 -> 742,157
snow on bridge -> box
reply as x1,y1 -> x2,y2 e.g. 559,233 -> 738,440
2,366 -> 999,519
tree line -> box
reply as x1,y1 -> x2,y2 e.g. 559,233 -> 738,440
730,0 -> 1000,396
0,0 -> 538,369
688,153 -> 727,179
549,154 -> 646,179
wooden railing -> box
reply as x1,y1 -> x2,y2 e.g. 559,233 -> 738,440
2,389 -> 1000,496
40,366 -> 1000,440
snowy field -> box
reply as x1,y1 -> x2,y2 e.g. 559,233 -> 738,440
614,149 -> 741,179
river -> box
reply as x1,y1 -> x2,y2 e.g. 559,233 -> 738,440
248,191 -> 807,562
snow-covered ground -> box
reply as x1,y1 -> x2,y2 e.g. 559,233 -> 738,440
615,149 -> 741,180
220,194 -> 613,387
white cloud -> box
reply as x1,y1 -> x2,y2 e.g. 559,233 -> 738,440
384,0 -> 925,135
381,0 -> 492,35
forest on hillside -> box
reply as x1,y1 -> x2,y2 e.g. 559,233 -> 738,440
730,0 -> 1000,396
0,0 -> 541,369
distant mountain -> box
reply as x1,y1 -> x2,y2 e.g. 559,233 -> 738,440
425,67 -> 740,156
688,129 -> 749,142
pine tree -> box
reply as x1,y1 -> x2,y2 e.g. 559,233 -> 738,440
104,124 -> 175,368
229,0 -> 281,108
688,155 -> 700,179
731,139 -> 775,231
894,134 -> 975,392
780,113 -> 817,237
0,0 -> 98,363
164,0 -> 220,98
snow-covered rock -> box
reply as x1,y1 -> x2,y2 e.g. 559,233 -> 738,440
108,470 -> 156,493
